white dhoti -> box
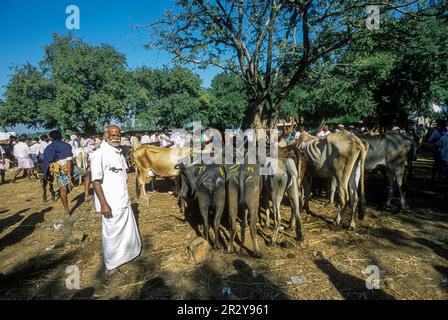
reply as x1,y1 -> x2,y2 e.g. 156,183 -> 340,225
102,204 -> 142,270
17,156 -> 34,169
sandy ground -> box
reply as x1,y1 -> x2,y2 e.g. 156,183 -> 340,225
0,145 -> 447,300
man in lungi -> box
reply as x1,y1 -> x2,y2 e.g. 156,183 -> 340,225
43,130 -> 90,218
91,125 -> 142,276
12,134 -> 34,182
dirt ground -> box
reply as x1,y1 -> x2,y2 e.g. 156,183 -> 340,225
0,144 -> 447,300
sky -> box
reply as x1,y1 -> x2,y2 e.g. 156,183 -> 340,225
0,0 -> 221,133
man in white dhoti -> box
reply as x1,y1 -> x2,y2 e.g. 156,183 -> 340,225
91,125 -> 142,275
12,134 -> 34,182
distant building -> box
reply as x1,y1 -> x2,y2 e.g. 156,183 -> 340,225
0,132 -> 16,141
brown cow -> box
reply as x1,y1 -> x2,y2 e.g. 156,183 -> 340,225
281,132 -> 368,229
132,144 -> 193,197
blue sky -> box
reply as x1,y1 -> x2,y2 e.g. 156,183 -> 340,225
0,0 -> 220,133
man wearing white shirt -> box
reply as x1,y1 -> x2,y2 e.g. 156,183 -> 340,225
39,135 -> 50,156
317,125 -> 331,138
159,131 -> 172,147
12,135 -> 34,182
140,133 -> 150,145
91,125 -> 142,276
29,139 -> 40,164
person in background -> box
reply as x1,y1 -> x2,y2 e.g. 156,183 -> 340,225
29,138 -> 40,166
12,134 -> 34,182
429,121 -> 447,180
43,130 -> 89,220
317,125 -> 331,138
39,135 -> 50,157
0,145 -> 6,184
438,129 -> 448,184
159,130 -> 172,147
148,132 -> 160,145
140,132 -> 151,145
335,124 -> 345,133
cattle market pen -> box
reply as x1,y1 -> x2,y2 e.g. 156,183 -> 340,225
0,143 -> 447,299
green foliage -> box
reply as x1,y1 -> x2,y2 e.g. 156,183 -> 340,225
279,15 -> 448,127
1,34 -> 130,134
208,72 -> 246,129
130,66 -> 209,130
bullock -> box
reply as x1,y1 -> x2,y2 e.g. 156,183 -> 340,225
330,132 -> 414,211
132,144 -> 193,200
298,132 -> 368,229
225,163 -> 263,258
73,144 -> 89,185
262,157 -> 305,245
177,163 -> 226,250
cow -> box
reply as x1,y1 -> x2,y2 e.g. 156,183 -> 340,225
120,145 -> 134,169
132,144 -> 192,198
73,146 -> 89,184
298,132 -> 368,229
262,157 -> 305,245
225,163 -> 263,258
330,132 -> 414,211
177,163 -> 226,250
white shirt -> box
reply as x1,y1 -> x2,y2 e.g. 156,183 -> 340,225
13,141 -> 31,158
148,134 -> 160,144
39,140 -> 49,155
91,142 -> 130,211
317,130 -> 330,138
159,134 -> 171,147
29,143 -> 40,155
141,135 -> 150,144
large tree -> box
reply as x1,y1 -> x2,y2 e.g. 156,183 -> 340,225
286,14 -> 448,128
129,66 -> 210,129
147,0 -> 443,129
0,34 -> 131,134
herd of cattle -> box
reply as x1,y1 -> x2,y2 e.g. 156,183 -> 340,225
131,131 -> 416,258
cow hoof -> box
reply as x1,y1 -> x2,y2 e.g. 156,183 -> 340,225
296,237 -> 305,244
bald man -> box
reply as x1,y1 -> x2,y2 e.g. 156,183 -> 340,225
91,125 -> 142,275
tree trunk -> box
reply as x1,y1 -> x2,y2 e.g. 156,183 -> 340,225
242,99 -> 278,130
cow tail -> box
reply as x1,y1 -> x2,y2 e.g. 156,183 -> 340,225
358,141 -> 368,220
135,164 -> 140,197
238,171 -> 245,209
